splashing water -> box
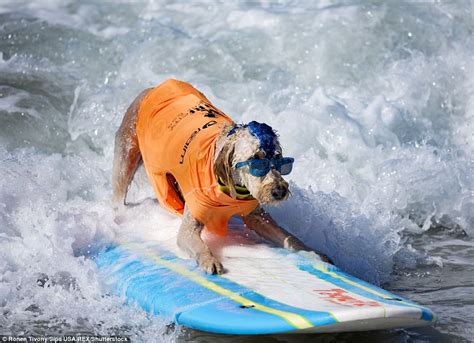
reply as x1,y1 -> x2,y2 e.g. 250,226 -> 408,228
0,1 -> 473,341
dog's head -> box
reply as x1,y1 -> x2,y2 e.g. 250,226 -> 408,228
214,121 -> 291,205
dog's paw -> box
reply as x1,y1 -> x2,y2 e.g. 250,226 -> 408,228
299,250 -> 334,265
317,253 -> 333,264
198,254 -> 224,275
311,252 -> 334,265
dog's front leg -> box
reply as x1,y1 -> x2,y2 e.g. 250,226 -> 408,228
243,206 -> 308,250
243,206 -> 332,263
177,206 -> 224,274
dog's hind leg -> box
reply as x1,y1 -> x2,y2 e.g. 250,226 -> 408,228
112,88 -> 152,207
177,206 -> 224,274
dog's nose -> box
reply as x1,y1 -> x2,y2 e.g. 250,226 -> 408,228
272,186 -> 288,200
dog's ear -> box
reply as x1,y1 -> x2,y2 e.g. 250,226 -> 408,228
214,143 -> 237,199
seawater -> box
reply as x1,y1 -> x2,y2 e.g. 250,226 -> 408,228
0,1 -> 472,342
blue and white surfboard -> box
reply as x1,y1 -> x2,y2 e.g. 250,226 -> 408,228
94,237 -> 436,335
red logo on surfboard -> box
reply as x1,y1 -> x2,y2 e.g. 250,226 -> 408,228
314,288 -> 380,307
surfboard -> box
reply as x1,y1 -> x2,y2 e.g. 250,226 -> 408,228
94,227 -> 436,335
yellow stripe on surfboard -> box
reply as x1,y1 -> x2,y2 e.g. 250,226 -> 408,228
121,243 -> 314,330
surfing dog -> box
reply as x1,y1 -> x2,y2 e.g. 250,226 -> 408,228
112,79 -> 329,274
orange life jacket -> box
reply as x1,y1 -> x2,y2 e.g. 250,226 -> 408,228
136,79 -> 259,235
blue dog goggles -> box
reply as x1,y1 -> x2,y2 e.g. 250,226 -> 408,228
235,157 -> 294,177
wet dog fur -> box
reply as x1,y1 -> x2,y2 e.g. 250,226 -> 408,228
112,87 -> 330,274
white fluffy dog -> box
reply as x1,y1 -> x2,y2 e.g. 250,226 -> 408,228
112,79 -> 329,274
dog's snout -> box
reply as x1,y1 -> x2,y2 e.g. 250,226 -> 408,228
271,185 -> 288,200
